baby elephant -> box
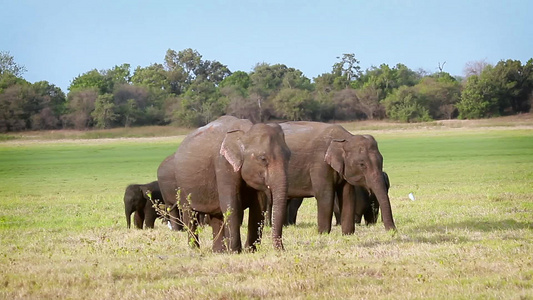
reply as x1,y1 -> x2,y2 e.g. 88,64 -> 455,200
124,181 -> 164,229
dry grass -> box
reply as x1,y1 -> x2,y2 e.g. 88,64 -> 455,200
1,115 -> 532,299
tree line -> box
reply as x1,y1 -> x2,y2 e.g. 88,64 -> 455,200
1,49 -> 532,132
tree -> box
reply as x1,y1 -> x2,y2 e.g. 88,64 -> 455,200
272,88 -> 316,121
92,93 -> 117,129
30,81 -> 66,129
105,63 -> 131,85
0,84 -> 31,131
223,86 -> 259,122
0,51 -> 26,78
456,75 -> 489,119
131,63 -> 170,91
383,86 -> 431,122
489,59 -> 532,114
63,88 -> 98,129
113,84 -> 150,126
196,60 -> 231,85
131,63 -> 171,119
416,74 -> 461,119
331,88 -> 360,120
164,48 -> 201,90
219,71 -> 251,97
355,85 -> 385,120
358,63 -> 420,100
281,68 -> 313,91
32,81 -> 66,116
220,71 -> 258,121
69,69 -> 111,94
332,53 -> 362,89
312,73 -> 336,121
463,59 -> 490,78
171,78 -> 226,127
249,63 -> 288,121
457,59 -> 533,118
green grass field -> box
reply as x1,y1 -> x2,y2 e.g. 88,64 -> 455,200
0,120 -> 532,299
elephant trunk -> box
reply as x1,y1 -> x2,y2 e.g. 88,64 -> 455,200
269,169 -> 288,250
369,173 -> 396,231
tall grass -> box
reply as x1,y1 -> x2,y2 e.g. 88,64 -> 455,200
0,125 -> 532,299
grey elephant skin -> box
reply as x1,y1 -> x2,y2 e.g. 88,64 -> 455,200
279,121 -> 396,234
157,154 -> 184,231
157,154 -> 210,231
286,172 -> 390,226
123,181 -> 163,229
352,171 -> 390,225
160,116 -> 291,253
284,171 -> 388,226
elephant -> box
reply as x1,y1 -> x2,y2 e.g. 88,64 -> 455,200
157,154 -> 184,231
279,121 -> 396,235
123,181 -> 164,229
159,116 -> 291,253
270,174 -> 390,228
157,154 -> 210,231
352,171 -> 390,225
284,196 -> 339,226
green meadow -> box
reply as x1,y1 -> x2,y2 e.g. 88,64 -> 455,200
0,121 -> 532,299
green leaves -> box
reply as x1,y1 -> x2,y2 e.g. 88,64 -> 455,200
383,86 -> 432,122
91,93 -> 117,129
2,47 -> 532,132
457,59 -> 533,119
0,51 -> 26,78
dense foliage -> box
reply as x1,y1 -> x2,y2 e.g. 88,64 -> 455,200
1,49 -> 532,131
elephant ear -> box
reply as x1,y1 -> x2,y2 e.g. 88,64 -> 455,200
139,186 -> 151,200
220,129 -> 246,172
325,139 -> 346,175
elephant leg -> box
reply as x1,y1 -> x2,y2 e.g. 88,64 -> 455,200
210,214 -> 225,253
333,194 -> 341,226
258,192 -> 272,227
144,203 -> 157,229
363,194 -> 380,225
315,188 -> 335,234
168,206 -> 183,231
354,186 -> 369,225
217,181 -> 243,253
134,210 -> 144,229
182,208 -> 199,248
339,183 -> 356,235
125,208 -> 133,229
214,164 -> 244,253
363,172 -> 387,225
286,197 -> 303,226
245,200 -> 265,251
223,208 -> 242,253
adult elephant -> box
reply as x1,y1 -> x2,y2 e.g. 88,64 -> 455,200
285,196 -> 340,226
329,171 -> 390,226
157,154 -> 210,231
123,181 -> 163,229
157,154 -> 183,231
162,116 -> 290,253
280,121 -> 396,234
353,171 -> 390,225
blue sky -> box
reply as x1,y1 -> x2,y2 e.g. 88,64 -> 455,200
1,0 -> 531,92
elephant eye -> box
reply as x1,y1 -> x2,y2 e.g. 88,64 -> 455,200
257,155 -> 268,165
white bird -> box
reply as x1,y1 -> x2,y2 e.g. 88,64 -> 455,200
408,192 -> 416,201
167,221 -> 172,230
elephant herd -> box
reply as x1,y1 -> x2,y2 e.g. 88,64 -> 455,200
123,116 -> 396,253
